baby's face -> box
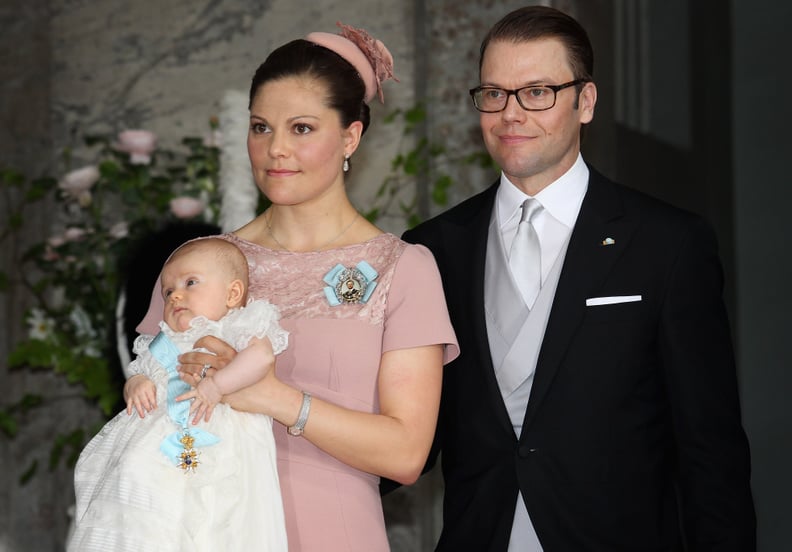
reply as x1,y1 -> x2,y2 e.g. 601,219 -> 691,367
160,249 -> 233,332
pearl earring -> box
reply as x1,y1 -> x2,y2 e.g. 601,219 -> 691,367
343,154 -> 350,173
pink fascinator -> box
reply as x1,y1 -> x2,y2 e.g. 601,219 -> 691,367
305,22 -> 398,103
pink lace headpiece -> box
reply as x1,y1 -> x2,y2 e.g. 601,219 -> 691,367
305,22 -> 397,103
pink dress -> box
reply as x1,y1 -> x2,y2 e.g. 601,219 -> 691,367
224,232 -> 458,552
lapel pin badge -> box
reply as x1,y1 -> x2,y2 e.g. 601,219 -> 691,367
601,237 -> 615,246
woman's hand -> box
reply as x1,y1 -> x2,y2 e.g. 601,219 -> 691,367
222,376 -> 273,412
177,335 -> 237,384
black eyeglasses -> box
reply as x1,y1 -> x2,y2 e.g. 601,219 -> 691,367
469,79 -> 589,113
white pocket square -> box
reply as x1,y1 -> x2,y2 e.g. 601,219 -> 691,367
586,295 -> 642,306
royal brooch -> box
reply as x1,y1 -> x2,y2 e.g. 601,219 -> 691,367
323,261 -> 378,306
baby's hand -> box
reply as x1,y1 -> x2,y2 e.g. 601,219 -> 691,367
176,376 -> 222,424
124,375 -> 157,418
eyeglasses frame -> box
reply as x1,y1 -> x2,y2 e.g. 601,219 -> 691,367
469,79 -> 590,113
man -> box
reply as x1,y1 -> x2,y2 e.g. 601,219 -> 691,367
403,6 -> 755,551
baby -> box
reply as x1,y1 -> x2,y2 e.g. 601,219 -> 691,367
69,237 -> 288,551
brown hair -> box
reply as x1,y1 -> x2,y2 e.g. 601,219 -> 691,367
249,39 -> 371,135
479,6 -> 594,82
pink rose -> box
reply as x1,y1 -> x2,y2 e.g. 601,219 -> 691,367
47,235 -> 66,248
43,245 -> 60,262
63,227 -> 87,242
59,166 -> 100,201
169,196 -> 205,219
115,130 -> 157,165
203,128 -> 222,148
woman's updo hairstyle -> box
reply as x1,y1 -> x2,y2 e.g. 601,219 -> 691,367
249,22 -> 397,136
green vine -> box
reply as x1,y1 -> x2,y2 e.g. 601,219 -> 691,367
364,103 -> 495,228
1,125 -> 221,483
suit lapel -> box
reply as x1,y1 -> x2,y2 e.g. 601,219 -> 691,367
445,184 -> 517,437
521,171 -> 637,431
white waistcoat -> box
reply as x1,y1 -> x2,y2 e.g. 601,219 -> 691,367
484,209 -> 570,551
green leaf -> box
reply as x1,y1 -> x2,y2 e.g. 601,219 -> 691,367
0,411 -> 18,438
181,136 -> 203,148
48,429 -> 86,470
49,438 -> 64,471
19,460 -> 38,485
8,212 -> 23,230
19,394 -> 44,411
363,208 -> 380,222
432,175 -> 452,206
26,177 -> 56,201
404,105 -> 426,125
83,134 -> 109,147
8,340 -> 59,369
383,108 -> 402,124
1,168 -> 25,186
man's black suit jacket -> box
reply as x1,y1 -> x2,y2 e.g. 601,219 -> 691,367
402,168 -> 755,551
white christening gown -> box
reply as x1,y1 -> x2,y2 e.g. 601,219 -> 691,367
68,300 -> 289,551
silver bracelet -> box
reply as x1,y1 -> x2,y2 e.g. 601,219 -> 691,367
287,391 -> 312,437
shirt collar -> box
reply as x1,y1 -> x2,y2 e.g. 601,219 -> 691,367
496,153 -> 589,229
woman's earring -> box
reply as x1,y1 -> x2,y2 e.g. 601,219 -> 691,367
343,154 -> 350,173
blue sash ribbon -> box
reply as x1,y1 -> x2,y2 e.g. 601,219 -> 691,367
149,332 -> 220,465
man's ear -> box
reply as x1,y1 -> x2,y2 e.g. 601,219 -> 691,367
578,81 -> 597,124
226,279 -> 246,308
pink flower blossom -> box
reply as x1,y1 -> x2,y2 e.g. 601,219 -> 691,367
169,196 -> 205,219
115,130 -> 157,165
203,128 -> 223,148
63,227 -> 87,242
48,235 -> 66,248
59,166 -> 100,202
43,245 -> 60,262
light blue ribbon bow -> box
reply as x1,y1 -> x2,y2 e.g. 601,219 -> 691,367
323,261 -> 378,306
148,332 -> 220,465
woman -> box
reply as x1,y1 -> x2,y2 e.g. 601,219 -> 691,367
139,23 -> 458,551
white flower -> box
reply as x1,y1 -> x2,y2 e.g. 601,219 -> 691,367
169,196 -> 205,219
28,308 -> 55,340
69,305 -> 97,340
109,221 -> 129,239
81,342 -> 102,358
115,129 -> 157,165
59,166 -> 100,203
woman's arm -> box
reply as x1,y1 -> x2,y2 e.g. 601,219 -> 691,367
177,337 -> 274,422
221,343 -> 443,485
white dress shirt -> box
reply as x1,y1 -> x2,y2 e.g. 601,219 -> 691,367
496,154 -> 589,285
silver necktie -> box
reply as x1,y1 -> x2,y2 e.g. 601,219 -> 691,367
509,198 -> 543,309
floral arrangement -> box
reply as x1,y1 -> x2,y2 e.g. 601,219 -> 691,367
0,124 -> 222,480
